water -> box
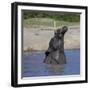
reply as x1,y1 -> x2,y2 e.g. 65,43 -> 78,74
22,49 -> 80,77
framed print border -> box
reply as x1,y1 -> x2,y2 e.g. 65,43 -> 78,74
11,2 -> 88,87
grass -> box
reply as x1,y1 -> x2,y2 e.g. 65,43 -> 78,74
23,18 -> 80,29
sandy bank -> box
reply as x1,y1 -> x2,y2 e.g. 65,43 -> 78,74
23,26 -> 80,51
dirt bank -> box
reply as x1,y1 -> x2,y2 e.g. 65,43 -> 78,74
23,26 -> 80,51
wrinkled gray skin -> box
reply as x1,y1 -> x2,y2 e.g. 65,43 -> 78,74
43,26 -> 68,65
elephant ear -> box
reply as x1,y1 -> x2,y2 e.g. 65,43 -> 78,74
54,30 -> 57,36
54,28 -> 62,36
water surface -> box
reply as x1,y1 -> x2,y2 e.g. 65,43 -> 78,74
22,49 -> 80,77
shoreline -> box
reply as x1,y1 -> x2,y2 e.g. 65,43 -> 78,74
23,48 -> 80,53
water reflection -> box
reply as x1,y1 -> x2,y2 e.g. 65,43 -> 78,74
46,64 -> 65,75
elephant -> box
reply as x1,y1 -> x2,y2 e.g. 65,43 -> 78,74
43,26 -> 68,65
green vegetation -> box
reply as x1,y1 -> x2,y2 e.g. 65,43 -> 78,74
23,11 -> 80,22
23,18 -> 80,28
23,11 -> 80,28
